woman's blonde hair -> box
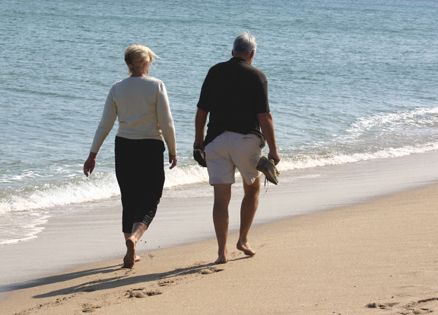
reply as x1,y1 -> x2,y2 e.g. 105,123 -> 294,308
124,44 -> 157,75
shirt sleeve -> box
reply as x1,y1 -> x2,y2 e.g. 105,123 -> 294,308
90,88 -> 117,153
196,68 -> 214,111
156,81 -> 177,156
254,73 -> 270,114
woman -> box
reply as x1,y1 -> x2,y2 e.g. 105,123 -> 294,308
83,44 -> 177,269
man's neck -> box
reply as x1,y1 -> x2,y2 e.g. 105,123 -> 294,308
232,50 -> 253,64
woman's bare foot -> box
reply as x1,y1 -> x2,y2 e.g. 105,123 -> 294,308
237,241 -> 256,256
123,239 -> 136,268
123,255 -> 140,266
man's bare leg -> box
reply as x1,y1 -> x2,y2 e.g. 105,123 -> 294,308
123,222 -> 147,268
213,184 -> 232,264
237,177 -> 260,256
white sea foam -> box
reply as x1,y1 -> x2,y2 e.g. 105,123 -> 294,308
0,236 -> 38,246
0,166 -> 209,215
278,142 -> 438,171
0,174 -> 119,214
344,107 -> 438,141
0,212 -> 49,245
0,224 -> 46,245
164,165 -> 209,187
2,142 -> 438,217
0,170 -> 43,184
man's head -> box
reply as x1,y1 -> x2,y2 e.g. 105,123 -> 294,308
232,32 -> 257,64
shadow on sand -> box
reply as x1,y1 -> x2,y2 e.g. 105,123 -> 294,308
0,264 -> 121,293
31,256 -> 249,298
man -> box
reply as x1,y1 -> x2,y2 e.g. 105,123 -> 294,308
194,32 -> 280,264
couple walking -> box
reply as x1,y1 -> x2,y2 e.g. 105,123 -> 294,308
83,32 -> 280,268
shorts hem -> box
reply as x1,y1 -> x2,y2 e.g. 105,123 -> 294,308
241,173 -> 260,185
209,180 -> 235,186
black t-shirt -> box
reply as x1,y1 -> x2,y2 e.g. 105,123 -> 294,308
197,57 -> 270,146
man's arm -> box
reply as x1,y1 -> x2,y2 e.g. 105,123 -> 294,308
194,108 -> 208,149
258,112 -> 280,164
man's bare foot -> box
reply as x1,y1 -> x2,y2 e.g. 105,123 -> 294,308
123,239 -> 135,268
214,255 -> 228,264
237,241 -> 256,256
214,248 -> 228,264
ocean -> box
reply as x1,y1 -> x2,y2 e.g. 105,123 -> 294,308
1,0 -> 438,245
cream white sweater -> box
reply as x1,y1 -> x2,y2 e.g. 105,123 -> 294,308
90,76 -> 176,155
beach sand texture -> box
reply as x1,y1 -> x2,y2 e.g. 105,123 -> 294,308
2,183 -> 438,315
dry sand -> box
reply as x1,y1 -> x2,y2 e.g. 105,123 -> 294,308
2,183 -> 438,315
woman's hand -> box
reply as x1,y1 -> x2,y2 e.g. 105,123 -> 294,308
83,152 -> 97,176
169,154 -> 177,169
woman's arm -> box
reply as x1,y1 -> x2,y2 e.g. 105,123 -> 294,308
84,89 -> 117,176
156,81 -> 177,169
89,89 -> 117,154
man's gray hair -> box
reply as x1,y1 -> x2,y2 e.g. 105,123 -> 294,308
233,32 -> 257,54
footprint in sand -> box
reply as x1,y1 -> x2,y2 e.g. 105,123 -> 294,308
127,288 -> 162,298
230,251 -> 239,258
158,279 -> 175,287
366,302 -> 399,309
366,297 -> 438,314
199,266 -> 224,274
81,303 -> 101,313
401,297 -> 438,314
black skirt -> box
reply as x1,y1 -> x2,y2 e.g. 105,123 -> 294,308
115,136 -> 165,233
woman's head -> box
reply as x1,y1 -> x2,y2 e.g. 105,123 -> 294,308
124,44 -> 157,76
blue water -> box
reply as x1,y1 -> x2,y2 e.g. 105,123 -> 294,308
1,0 -> 438,244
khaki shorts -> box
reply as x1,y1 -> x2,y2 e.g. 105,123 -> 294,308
204,131 -> 262,185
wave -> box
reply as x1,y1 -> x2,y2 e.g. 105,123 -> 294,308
0,166 -> 209,214
343,107 -> 438,141
278,142 -> 438,171
0,216 -> 49,245
0,174 -> 119,214
1,142 -> 438,214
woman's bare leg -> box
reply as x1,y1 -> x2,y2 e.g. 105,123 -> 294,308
123,223 -> 147,268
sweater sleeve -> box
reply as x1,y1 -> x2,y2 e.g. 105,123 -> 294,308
90,88 -> 117,153
156,81 -> 177,156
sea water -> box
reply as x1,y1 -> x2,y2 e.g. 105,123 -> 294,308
1,0 -> 438,245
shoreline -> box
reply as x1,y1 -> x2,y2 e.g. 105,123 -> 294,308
2,182 -> 438,314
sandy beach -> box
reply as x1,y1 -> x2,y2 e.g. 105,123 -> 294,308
2,180 -> 438,314
2,1 -> 438,314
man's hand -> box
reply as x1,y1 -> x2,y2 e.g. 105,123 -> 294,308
169,154 -> 177,169
193,141 -> 204,150
194,108 -> 208,150
258,112 -> 280,165
268,150 -> 281,165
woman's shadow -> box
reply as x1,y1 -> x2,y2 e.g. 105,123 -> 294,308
28,256 -> 249,298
